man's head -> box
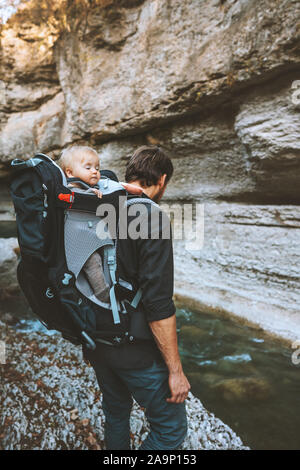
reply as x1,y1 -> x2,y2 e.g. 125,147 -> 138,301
125,146 -> 173,202
58,146 -> 101,186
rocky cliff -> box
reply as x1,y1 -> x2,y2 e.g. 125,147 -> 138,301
0,0 -> 300,342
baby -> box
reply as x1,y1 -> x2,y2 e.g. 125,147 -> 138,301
59,145 -> 104,198
57,145 -> 140,305
58,145 -> 141,197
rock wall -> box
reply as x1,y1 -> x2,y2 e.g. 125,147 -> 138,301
0,0 -> 300,341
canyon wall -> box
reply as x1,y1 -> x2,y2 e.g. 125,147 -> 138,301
1,0 -> 300,342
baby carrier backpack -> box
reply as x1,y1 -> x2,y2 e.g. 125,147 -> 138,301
9,153 -> 153,350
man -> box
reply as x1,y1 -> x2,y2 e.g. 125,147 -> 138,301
84,146 -> 190,450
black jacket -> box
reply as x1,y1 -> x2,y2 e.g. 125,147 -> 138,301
84,193 -> 176,369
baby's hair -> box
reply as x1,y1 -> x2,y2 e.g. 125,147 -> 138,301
57,146 -> 100,172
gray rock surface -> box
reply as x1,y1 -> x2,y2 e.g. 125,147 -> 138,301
173,202 -> 300,344
54,0 -> 300,144
0,93 -> 65,169
0,323 -> 249,450
234,85 -> 300,202
0,0 -> 299,165
0,0 -> 299,345
0,238 -> 19,296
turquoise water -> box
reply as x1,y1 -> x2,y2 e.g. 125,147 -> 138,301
176,308 -> 300,450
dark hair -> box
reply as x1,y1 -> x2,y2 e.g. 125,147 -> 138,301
101,169 -> 119,182
125,146 -> 173,187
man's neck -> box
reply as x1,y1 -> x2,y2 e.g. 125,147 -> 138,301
127,181 -> 156,200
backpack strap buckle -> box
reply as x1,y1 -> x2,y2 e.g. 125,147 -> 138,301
11,157 -> 44,171
105,247 -> 121,325
130,288 -> 142,308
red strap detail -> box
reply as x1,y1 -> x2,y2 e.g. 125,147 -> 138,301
69,191 -> 74,209
58,192 -> 75,208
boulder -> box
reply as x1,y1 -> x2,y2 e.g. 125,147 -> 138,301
213,377 -> 272,403
179,325 -> 209,344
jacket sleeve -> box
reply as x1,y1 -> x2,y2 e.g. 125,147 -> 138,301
136,209 -> 176,323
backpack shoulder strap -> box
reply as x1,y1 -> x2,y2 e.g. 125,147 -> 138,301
125,196 -> 159,209
123,196 -> 160,309
130,288 -> 142,308
104,244 -> 121,325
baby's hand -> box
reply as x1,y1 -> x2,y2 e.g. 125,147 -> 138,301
120,182 -> 143,195
91,188 -> 103,198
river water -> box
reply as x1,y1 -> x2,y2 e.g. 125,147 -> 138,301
176,308 -> 300,450
2,289 -> 300,450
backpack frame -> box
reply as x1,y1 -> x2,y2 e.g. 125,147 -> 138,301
9,153 -> 152,350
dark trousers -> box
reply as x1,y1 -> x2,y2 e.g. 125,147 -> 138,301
87,357 -> 188,450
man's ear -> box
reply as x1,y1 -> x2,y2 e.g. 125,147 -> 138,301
159,173 -> 167,188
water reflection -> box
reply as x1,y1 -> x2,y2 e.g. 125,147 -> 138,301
177,308 -> 300,450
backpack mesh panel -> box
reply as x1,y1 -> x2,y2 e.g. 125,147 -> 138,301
64,209 -> 114,308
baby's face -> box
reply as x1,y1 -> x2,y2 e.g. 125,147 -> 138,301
67,152 -> 101,186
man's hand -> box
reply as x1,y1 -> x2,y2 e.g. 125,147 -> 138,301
149,315 -> 191,404
167,371 -> 191,404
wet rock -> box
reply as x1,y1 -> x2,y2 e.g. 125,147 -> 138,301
213,377 -> 272,403
179,325 -> 209,343
187,371 -> 224,392
201,372 -> 224,387
215,357 -> 257,377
